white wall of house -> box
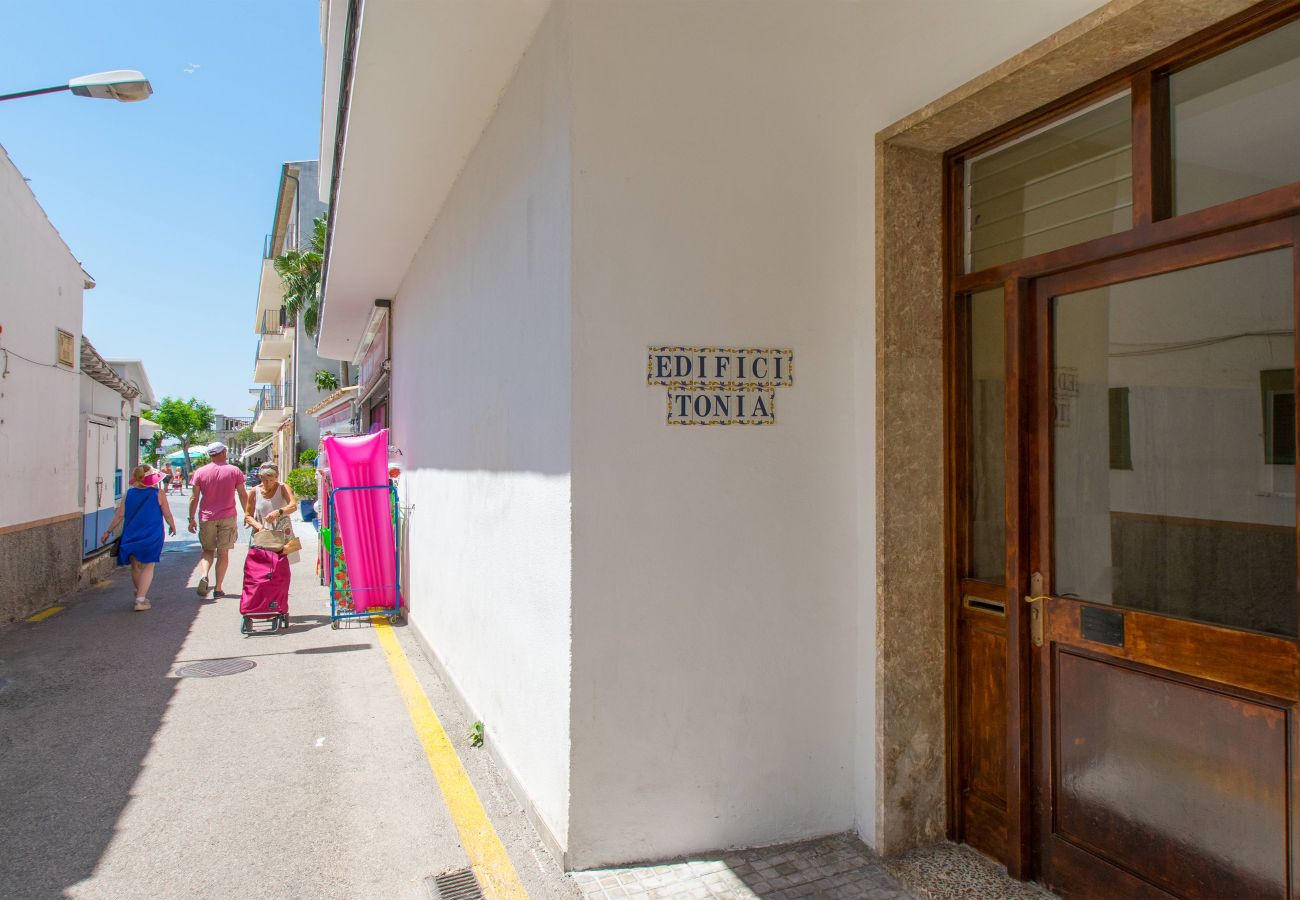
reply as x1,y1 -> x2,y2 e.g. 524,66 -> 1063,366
0,145 -> 85,530
566,1 -> 867,865
562,0 -> 1106,865
321,0 -> 1113,867
390,3 -> 574,847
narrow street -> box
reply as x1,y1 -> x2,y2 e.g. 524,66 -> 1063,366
0,495 -> 577,900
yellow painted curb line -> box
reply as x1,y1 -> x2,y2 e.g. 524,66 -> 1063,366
27,606 -> 65,623
372,618 -> 528,899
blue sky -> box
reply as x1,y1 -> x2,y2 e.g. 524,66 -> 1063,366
1,1 -> 322,416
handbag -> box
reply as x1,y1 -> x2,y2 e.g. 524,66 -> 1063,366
251,485 -> 300,555
250,528 -> 289,551
108,489 -> 148,561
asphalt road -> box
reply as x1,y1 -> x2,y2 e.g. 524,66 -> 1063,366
0,495 -> 576,900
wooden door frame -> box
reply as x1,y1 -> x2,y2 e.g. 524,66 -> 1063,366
1025,218 -> 1300,896
873,0 -> 1300,861
942,0 -> 1300,881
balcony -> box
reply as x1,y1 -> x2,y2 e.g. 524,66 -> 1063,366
253,258 -> 288,323
252,382 -> 291,433
253,343 -> 284,385
256,307 -> 292,374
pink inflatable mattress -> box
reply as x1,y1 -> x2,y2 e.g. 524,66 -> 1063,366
322,429 -> 399,612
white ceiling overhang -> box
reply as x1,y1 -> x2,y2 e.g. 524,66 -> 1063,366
316,0 -> 552,359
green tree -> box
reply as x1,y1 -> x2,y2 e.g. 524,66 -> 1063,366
314,368 -> 340,392
274,214 -> 327,338
143,397 -> 215,483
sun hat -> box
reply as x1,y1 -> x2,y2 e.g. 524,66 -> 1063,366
138,467 -> 166,487
206,441 -> 228,455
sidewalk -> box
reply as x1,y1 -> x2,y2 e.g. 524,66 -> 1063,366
1,500 -> 1052,899
0,504 -> 576,899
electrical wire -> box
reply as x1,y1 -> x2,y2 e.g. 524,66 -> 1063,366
1108,329 -> 1293,358
0,345 -> 79,377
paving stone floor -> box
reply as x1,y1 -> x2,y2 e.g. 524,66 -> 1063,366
570,834 -> 1057,900
884,842 -> 1055,900
570,833 -> 909,899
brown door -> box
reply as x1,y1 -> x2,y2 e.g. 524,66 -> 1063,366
1027,221 -> 1300,898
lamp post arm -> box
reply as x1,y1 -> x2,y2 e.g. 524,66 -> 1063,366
0,84 -> 70,102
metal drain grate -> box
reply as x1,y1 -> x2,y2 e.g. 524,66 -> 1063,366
427,868 -> 483,900
174,658 -> 256,678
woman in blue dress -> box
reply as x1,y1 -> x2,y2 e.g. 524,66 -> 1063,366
102,465 -> 177,611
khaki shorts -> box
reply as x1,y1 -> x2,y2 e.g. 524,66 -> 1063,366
198,517 -> 238,552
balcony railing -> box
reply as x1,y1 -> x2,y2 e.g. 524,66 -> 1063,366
258,307 -> 288,335
253,382 -> 290,420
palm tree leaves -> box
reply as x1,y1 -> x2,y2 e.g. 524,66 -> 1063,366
273,213 -> 327,338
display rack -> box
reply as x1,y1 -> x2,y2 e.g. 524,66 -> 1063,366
326,483 -> 403,627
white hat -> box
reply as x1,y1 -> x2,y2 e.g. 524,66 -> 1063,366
206,441 -> 228,455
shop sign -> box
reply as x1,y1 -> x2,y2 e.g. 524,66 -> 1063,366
646,346 -> 793,425
319,403 -> 353,431
359,311 -> 389,396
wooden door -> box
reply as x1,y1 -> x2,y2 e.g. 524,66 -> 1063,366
1028,222 -> 1300,898
82,420 -> 115,556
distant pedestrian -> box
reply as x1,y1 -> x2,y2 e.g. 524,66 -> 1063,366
102,465 -> 177,611
188,441 -> 250,599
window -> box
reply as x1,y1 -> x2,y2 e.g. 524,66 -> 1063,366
1262,369 -> 1296,465
1108,387 -> 1132,470
966,94 -> 1132,272
1172,17 -> 1300,215
967,287 -> 1005,583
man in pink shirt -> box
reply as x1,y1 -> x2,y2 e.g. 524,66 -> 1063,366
188,442 -> 250,599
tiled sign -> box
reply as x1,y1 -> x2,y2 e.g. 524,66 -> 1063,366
647,346 -> 794,425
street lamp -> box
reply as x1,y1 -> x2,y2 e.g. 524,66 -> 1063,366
0,70 -> 153,103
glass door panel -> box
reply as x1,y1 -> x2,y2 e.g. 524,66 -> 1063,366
1033,233 -> 1300,899
1051,249 -> 1297,636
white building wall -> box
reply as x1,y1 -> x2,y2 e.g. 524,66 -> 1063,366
0,145 -> 85,529
561,0 -> 1107,865
566,1 -> 867,865
390,4 -> 573,847
322,0 -> 1115,866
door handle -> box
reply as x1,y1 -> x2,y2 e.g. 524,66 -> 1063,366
1023,594 -> 1048,647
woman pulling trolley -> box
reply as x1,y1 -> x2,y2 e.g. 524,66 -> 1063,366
239,463 -> 299,634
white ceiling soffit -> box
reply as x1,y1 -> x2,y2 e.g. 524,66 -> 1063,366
317,0 -> 552,359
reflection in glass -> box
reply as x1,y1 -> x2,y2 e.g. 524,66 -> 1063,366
1052,250 -> 1296,636
968,288 -> 1005,584
1172,17 -> 1300,215
966,94 -> 1131,272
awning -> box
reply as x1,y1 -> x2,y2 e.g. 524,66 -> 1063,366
240,434 -> 275,461
138,418 -> 161,439
165,448 -> 206,464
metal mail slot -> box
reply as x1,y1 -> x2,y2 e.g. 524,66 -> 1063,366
964,595 -> 1007,616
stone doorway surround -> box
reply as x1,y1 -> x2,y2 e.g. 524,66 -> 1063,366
873,0 -> 1264,856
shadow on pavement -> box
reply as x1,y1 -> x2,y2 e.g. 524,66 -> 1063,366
0,543 -> 204,898
170,643 -> 372,663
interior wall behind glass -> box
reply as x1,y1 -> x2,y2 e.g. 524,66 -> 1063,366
967,94 -> 1132,272
1052,250 -> 1296,636
968,288 -> 1005,584
1172,17 -> 1300,215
